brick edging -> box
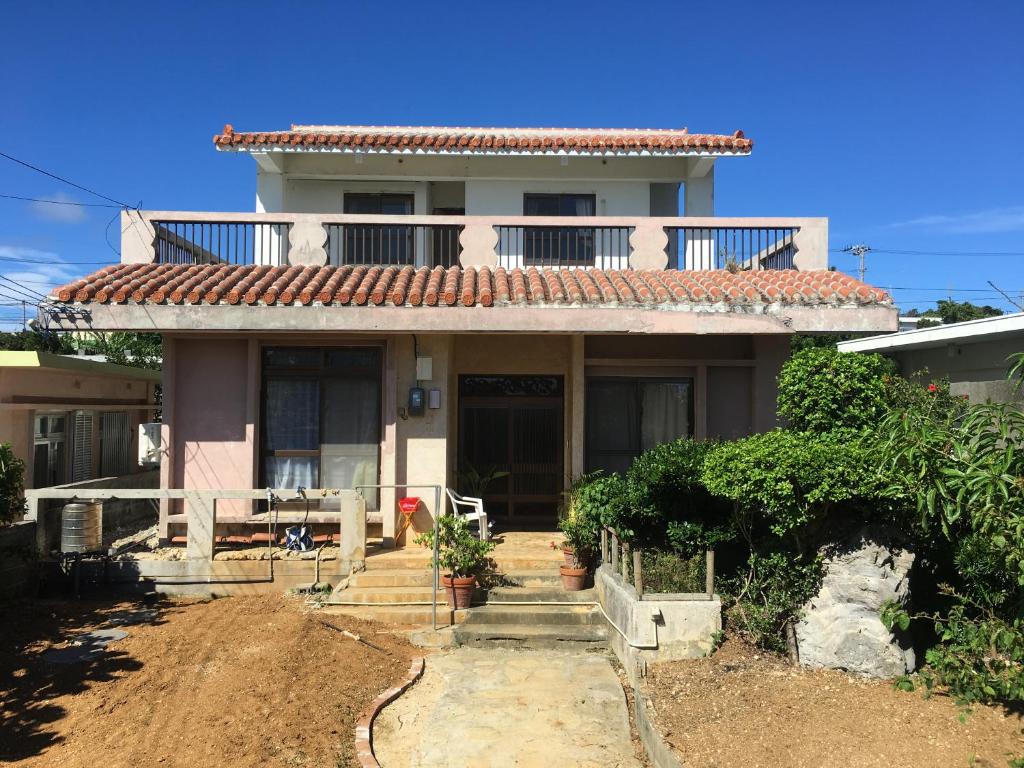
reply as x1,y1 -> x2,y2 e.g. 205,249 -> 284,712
355,656 -> 426,768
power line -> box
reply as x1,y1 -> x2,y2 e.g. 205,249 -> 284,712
0,276 -> 48,302
0,193 -> 120,208
0,255 -> 111,266
831,247 -> 1024,257
0,150 -> 135,209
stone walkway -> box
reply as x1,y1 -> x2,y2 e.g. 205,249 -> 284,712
372,647 -> 642,768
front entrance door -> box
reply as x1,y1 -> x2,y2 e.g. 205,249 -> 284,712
458,375 -> 564,530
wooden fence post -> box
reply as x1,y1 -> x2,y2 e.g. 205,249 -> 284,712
706,549 -> 715,599
600,527 -> 608,565
610,531 -> 619,572
633,547 -> 643,598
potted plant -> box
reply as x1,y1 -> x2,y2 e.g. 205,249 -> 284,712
415,515 -> 495,609
557,474 -> 602,591
456,463 -> 509,499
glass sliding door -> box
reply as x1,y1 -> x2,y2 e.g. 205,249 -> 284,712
585,378 -> 694,475
343,193 -> 414,265
523,193 -> 596,266
261,347 -> 382,507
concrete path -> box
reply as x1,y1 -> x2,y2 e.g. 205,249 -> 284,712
373,647 -> 642,768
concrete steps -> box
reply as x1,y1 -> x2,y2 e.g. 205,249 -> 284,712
451,603 -> 608,649
319,604 -> 469,626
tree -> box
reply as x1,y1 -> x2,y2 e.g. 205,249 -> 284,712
0,330 -> 73,354
919,300 -> 1004,326
777,347 -> 896,434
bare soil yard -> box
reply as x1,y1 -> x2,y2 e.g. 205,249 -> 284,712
0,594 -> 416,767
647,638 -> 1024,768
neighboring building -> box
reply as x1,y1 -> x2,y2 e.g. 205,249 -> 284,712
0,352 -> 160,488
47,123 -> 896,548
839,312 -> 1024,402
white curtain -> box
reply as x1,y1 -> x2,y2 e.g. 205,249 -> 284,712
322,378 -> 380,509
640,382 -> 692,451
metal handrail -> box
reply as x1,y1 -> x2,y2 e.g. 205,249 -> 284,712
356,484 -> 443,631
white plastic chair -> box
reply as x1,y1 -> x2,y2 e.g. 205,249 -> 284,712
445,488 -> 490,541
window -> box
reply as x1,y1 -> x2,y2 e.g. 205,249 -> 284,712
261,347 -> 382,508
523,193 -> 596,265
585,378 -> 694,474
342,193 -> 415,265
33,413 -> 66,487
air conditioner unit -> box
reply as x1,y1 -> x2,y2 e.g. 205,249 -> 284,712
138,422 -> 162,467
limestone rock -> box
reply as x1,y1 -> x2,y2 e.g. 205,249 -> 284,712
796,526 -> 915,678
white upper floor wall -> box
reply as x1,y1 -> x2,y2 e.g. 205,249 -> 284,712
212,124 -> 750,219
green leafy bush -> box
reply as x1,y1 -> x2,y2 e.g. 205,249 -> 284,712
701,430 -> 887,539
571,472 -> 628,538
640,550 -> 706,594
719,551 -> 824,654
414,515 -> 495,578
777,347 -> 895,434
559,473 -> 606,567
624,439 -> 734,553
0,443 -> 26,525
883,602 -> 1024,706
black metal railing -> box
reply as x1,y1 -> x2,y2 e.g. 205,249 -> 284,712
495,225 -> 633,270
664,226 -> 797,271
323,223 -> 462,267
153,220 -> 292,265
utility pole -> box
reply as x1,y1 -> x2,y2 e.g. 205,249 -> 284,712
842,244 -> 871,282
21,301 -> 26,331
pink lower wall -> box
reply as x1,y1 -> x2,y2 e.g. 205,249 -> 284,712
170,338 -> 254,510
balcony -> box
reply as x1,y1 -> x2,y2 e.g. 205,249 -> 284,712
122,211 -> 828,272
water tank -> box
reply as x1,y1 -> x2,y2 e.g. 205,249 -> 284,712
61,502 -> 103,553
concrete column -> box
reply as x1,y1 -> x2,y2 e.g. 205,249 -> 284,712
120,210 -> 156,264
340,491 -> 367,572
158,335 -> 176,543
184,491 -> 216,561
570,335 -> 585,480
791,218 -> 830,271
459,222 -> 498,267
380,337 -> 398,547
628,222 -> 669,270
255,169 -> 285,213
684,167 -> 715,216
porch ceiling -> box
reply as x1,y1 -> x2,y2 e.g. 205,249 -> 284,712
48,265 -> 897,335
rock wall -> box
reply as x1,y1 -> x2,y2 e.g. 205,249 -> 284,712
796,526 -> 915,678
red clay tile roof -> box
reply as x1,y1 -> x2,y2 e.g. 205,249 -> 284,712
53,264 -> 890,308
212,124 -> 752,156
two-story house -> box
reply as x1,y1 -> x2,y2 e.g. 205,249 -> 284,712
49,123 -> 896,555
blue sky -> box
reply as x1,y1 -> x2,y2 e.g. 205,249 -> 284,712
1,0 -> 1022,328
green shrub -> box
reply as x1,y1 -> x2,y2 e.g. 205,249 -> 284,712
777,347 -> 895,434
413,515 -> 495,578
701,430 -> 886,540
572,472 -> 628,538
624,439 -> 733,553
640,550 -> 706,594
720,550 -> 824,655
0,443 -> 26,525
559,473 -> 606,566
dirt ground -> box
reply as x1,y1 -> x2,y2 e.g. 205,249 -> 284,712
646,638 -> 1024,768
0,593 -> 417,767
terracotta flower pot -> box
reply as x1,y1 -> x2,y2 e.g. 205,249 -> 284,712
562,547 -> 577,567
441,574 -> 476,609
560,565 -> 588,591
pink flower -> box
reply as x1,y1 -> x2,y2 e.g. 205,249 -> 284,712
928,384 -> 937,393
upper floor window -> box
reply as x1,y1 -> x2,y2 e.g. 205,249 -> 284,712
341,194 -> 414,265
523,194 -> 596,266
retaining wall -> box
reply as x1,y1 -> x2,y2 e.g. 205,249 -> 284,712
0,521 -> 37,600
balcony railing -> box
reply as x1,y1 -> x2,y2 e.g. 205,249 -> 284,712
124,212 -> 827,272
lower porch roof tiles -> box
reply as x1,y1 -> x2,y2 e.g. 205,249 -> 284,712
54,264 -> 891,309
